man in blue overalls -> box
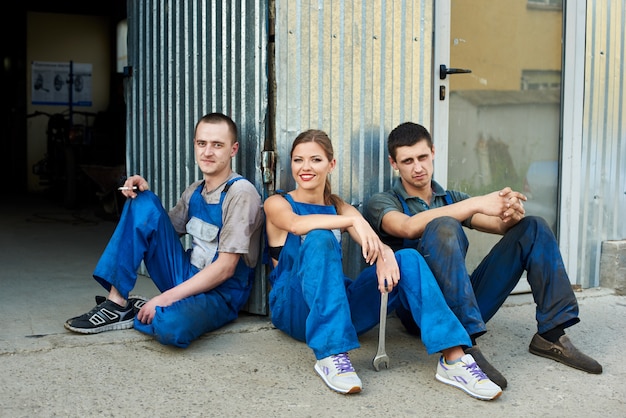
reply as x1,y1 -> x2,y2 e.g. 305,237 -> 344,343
65,112 -> 264,348
365,122 -> 602,389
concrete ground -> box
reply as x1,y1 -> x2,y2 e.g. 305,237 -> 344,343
1,194 -> 625,417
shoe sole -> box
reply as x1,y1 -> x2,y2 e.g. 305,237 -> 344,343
314,364 -> 362,394
435,373 -> 502,401
64,318 -> 134,334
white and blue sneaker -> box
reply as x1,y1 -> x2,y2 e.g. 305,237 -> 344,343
314,352 -> 362,394
435,354 -> 502,401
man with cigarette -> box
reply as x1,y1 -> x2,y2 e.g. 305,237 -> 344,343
64,112 -> 264,348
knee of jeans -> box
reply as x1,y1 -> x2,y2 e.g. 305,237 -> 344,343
130,189 -> 157,205
519,215 -> 554,238
303,229 -> 339,250
425,216 -> 463,238
125,190 -> 160,212
521,215 -> 547,229
395,248 -> 424,264
420,217 -> 467,254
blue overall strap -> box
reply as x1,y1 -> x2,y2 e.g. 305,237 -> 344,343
191,176 -> 245,224
279,191 -> 341,243
214,176 -> 246,236
194,175 -> 244,208
392,190 -> 454,249
220,176 -> 245,203
280,192 -> 300,213
393,191 -> 421,249
279,191 -> 338,217
189,176 -> 245,263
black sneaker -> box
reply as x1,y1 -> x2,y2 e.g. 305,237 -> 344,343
64,295 -> 148,334
94,295 -> 147,316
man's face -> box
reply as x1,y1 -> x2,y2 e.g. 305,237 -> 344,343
389,140 -> 435,193
194,121 -> 238,178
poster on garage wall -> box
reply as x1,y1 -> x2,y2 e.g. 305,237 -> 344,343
31,61 -> 93,106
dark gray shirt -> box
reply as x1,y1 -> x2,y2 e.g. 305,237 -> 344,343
364,178 -> 473,251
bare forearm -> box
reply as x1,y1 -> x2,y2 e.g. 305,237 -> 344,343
289,213 -> 354,235
394,198 -> 480,239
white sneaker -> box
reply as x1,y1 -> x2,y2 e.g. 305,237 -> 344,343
435,354 -> 502,401
314,353 -> 362,394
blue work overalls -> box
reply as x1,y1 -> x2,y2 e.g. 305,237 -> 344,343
268,193 -> 470,360
393,189 -> 580,338
93,178 -> 253,347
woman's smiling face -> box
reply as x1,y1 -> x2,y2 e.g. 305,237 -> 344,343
291,141 -> 335,191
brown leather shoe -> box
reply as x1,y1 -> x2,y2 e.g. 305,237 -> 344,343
464,346 -> 507,389
529,333 -> 602,374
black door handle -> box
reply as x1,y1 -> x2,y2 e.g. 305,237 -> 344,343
439,64 -> 472,80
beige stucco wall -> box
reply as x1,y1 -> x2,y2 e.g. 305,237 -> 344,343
450,0 -> 562,91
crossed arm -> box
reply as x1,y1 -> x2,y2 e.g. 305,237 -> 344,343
264,194 -> 399,293
381,187 -> 527,240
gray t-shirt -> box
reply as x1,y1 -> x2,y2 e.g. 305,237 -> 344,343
365,178 -> 472,251
168,172 -> 264,269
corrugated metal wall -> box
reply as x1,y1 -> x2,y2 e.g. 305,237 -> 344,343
125,0 -> 268,313
578,0 -> 626,287
123,0 -> 624,311
274,0 -> 433,276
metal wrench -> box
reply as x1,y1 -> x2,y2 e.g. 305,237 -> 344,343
372,290 -> 390,371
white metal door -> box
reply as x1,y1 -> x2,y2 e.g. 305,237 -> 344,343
433,0 -> 565,291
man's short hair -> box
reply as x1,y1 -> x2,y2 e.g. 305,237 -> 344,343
196,112 -> 238,143
387,122 -> 433,160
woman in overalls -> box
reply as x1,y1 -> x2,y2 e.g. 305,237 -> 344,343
263,129 -> 501,400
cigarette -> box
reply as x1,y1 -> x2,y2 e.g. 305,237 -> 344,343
117,186 -> 139,191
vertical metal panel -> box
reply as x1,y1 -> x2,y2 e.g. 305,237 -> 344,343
274,0 -> 432,277
126,0 -> 269,313
578,0 -> 626,287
